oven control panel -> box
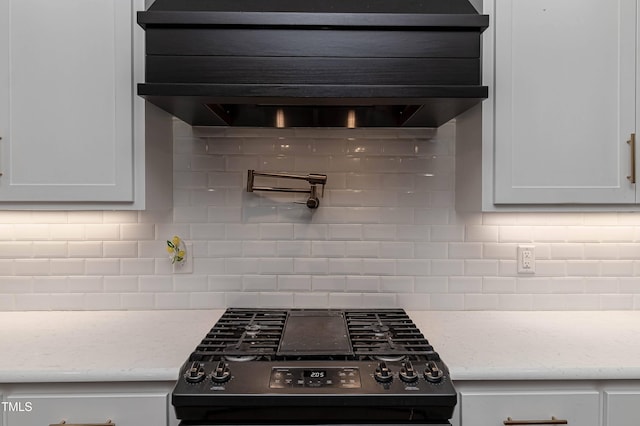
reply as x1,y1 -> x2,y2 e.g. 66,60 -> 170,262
269,367 -> 361,389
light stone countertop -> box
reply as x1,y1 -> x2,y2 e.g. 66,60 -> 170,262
1,310 -> 639,383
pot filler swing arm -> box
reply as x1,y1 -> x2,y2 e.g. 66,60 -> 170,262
246,170 -> 327,209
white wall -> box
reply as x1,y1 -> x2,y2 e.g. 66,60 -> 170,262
0,119 -> 639,311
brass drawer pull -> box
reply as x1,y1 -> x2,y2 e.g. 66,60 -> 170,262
504,416 -> 568,425
627,133 -> 636,183
50,420 -> 115,426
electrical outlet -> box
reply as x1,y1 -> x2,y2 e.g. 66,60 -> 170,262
173,242 -> 193,274
517,245 -> 535,274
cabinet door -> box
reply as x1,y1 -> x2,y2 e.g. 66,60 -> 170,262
604,391 -> 640,426
460,390 -> 600,426
491,0 -> 637,204
4,393 -> 167,426
0,0 -> 134,202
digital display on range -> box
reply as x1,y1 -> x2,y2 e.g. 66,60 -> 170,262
304,370 -> 326,379
270,367 -> 361,389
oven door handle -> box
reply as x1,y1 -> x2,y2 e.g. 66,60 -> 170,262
504,416 -> 568,425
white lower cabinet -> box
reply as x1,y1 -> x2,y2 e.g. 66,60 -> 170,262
0,384 -> 172,426
456,383 -> 600,426
604,390 -> 640,426
4,392 -> 167,426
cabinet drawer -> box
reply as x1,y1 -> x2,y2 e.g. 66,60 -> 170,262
460,390 -> 600,426
4,392 -> 167,426
604,391 -> 640,426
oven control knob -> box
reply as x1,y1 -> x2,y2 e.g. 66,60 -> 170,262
211,360 -> 231,383
374,362 -> 393,383
185,361 -> 206,384
424,361 -> 444,383
400,361 -> 418,383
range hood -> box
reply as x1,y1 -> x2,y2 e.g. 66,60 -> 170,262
137,0 -> 489,128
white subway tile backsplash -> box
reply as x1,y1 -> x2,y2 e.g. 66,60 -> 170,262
50,259 -> 85,276
5,122 -> 640,311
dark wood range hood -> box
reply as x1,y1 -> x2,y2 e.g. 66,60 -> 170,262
137,0 -> 489,128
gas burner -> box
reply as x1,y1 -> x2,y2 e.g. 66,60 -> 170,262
372,324 -> 390,337
245,324 -> 262,337
224,355 -> 258,362
375,354 -> 407,362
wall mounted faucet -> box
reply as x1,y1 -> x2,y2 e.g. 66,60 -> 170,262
246,170 -> 327,209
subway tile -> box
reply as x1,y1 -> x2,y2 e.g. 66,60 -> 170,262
483,277 -> 516,293
414,243 -> 448,259
345,241 -> 379,258
121,224 -> 155,240
328,293 -> 363,308
464,260 -> 499,276
430,260 -> 464,276
361,293 -> 397,308
103,241 -> 137,258
68,277 -> 104,293
209,276 -> 243,291
415,277 -> 448,293
277,275 -> 311,291
429,294 -> 464,310
600,294 -> 633,310
260,223 -> 294,240
448,242 -> 482,259
14,259 -> 50,276
380,276 -> 413,293
189,292 -> 226,309
121,293 -> 155,310
601,261 -> 635,277
243,275 -> 277,291
362,259 -> 396,276
293,292 -> 330,308
208,207 -> 243,223
328,224 -> 363,241
312,241 -> 346,258
260,292 -> 294,308
83,293 -> 122,310
397,293 -> 430,310
497,294 -> 533,310
260,258 -> 295,274
50,259 -> 85,276
121,259 -> 156,276
155,292 -> 191,309
225,292 -> 260,307
0,242 -> 33,258
430,225 -> 465,242
13,224 -> 51,240
465,294 -> 499,310
104,276 -> 139,293
346,276 -> 379,292
395,260 -> 430,276
312,276 -> 346,292
140,276 -> 174,293
328,259 -> 362,275
449,277 -> 482,293
173,276 -> 208,292
465,225 -> 499,242
68,242 -> 102,258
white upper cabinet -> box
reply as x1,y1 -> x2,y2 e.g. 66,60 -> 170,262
457,0 -> 640,210
493,0 -> 637,204
0,0 -> 134,203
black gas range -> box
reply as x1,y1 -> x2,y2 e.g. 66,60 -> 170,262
173,308 -> 457,426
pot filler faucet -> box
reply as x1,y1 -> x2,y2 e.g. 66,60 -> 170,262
247,170 -> 327,209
